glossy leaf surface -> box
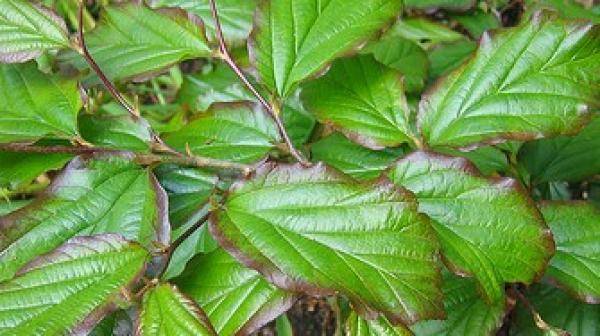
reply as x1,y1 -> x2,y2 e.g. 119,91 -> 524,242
250,0 -> 402,96
0,152 -> 71,190
302,55 -> 415,149
540,202 -> 600,303
0,156 -> 168,281
418,12 -> 600,148
0,234 -> 148,335
0,62 -> 81,143
165,103 -> 279,163
388,151 -> 554,302
65,4 -> 211,81
176,249 -> 296,335
346,311 -> 411,336
138,283 -> 216,336
0,0 -> 69,63
211,162 -> 443,325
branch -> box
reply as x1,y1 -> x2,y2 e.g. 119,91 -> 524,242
207,0 -> 310,166
77,2 -> 139,120
0,143 -> 252,172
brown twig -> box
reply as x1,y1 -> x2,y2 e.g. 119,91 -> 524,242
0,143 -> 251,172
157,211 -> 210,279
207,0 -> 310,166
77,2 -> 139,120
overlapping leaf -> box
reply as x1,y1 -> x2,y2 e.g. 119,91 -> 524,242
0,62 -> 81,143
0,156 -> 169,281
165,103 -> 279,163
540,202 -> 600,303
387,151 -> 554,302
0,152 -> 71,190
138,283 -> 216,336
513,283 -> 600,336
62,3 -> 211,81
302,55 -> 415,149
346,311 -> 411,336
519,117 -> 600,184
311,133 -> 402,180
404,0 -> 475,11
150,0 -> 257,44
418,12 -> 600,148
0,234 -> 148,335
211,162 -> 443,325
249,0 -> 402,97
0,0 -> 69,63
411,272 -> 509,336
176,248 -> 296,335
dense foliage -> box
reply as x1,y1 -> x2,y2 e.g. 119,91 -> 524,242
0,0 -> 599,335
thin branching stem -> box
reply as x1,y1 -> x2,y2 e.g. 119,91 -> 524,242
77,2 -> 139,120
208,0 -> 310,166
0,143 -> 251,172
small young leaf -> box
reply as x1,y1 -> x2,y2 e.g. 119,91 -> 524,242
540,202 -> 600,303
0,0 -> 69,63
138,283 -> 217,336
79,113 -> 153,152
211,162 -> 444,325
150,0 -> 257,45
0,234 -> 148,335
519,117 -> 600,184
346,311 -> 411,336
175,249 -> 297,335
249,0 -> 402,97
451,10 -> 501,38
387,151 -> 554,302
410,271 -> 510,336
512,283 -> 600,336
418,12 -> 599,149
302,55 -> 416,149
0,156 -> 169,282
389,18 -> 466,50
427,39 -> 477,78
62,4 -> 211,81
311,133 -> 402,180
0,62 -> 81,143
165,103 -> 280,163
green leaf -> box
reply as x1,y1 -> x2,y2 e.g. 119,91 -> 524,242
250,0 -> 402,97
450,10 -> 501,39
434,146 -> 509,176
404,0 -> 475,11
63,4 -> 211,82
275,315 -> 293,336
150,0 -> 257,45
539,202 -> 600,303
427,40 -> 477,79
282,94 -> 316,147
302,55 -> 416,149
389,19 -> 466,50
155,164 -> 217,228
211,162 -> 443,325
410,271 -> 509,336
524,0 -> 600,23
512,283 -> 600,336
165,103 -> 280,163
418,12 -> 600,148
0,156 -> 169,282
175,248 -> 297,335
387,151 -> 554,302
0,0 -> 69,63
346,311 -> 411,336
0,152 -> 72,190
139,283 -> 217,336
311,133 -> 402,180
363,36 -> 428,93
0,62 -> 81,143
79,113 -> 153,152
0,200 -> 30,216
176,65 -> 256,112
0,234 -> 148,335
519,117 -> 600,184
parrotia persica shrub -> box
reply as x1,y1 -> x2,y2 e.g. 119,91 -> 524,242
0,0 -> 598,335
